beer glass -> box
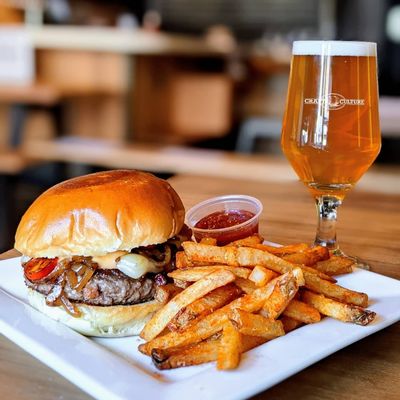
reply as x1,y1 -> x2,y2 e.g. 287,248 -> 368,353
281,41 -> 381,268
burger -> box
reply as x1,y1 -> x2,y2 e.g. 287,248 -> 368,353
14,170 -> 189,337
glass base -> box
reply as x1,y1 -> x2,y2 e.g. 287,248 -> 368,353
331,248 -> 370,270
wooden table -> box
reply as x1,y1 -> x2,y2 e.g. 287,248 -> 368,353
1,172 -> 399,400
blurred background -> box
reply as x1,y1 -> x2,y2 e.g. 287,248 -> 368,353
0,0 -> 399,252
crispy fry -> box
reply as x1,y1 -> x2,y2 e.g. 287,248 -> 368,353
230,309 -> 285,339
280,316 -> 303,333
139,274 -> 289,355
154,284 -> 183,303
139,314 -> 226,356
141,238 -> 376,372
151,335 -> 267,370
314,256 -> 355,276
234,277 -> 257,294
183,242 -> 295,274
302,290 -> 376,326
175,251 -> 190,269
140,270 -> 236,341
183,242 -> 306,286
292,267 -> 306,286
168,265 -> 251,281
151,337 -> 220,369
172,279 -> 191,289
248,265 -> 279,287
226,235 -> 264,247
303,270 -> 368,307
200,237 -> 218,245
245,242 -> 309,256
260,272 -> 298,319
282,299 -> 321,323
300,265 -> 337,283
217,321 -> 241,370
168,284 -> 242,332
282,246 -> 330,266
175,251 -> 217,269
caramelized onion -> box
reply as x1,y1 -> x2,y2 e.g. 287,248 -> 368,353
44,260 -> 69,281
40,257 -> 93,318
74,267 -> 94,292
72,263 -> 87,276
53,297 -> 63,306
138,245 -> 172,268
153,245 -> 171,267
66,269 -> 78,288
46,284 -> 63,305
60,295 -> 81,317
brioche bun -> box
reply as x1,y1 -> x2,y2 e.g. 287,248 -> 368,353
15,169 -> 185,258
27,288 -> 166,337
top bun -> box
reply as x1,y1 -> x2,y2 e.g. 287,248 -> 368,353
15,170 -> 185,258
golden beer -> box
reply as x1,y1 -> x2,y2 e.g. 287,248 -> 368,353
281,42 -> 381,199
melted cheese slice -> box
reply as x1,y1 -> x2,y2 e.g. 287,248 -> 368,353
59,250 -> 160,279
116,254 -> 161,279
92,251 -> 129,269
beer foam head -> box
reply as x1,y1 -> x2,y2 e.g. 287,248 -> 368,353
293,41 -> 376,56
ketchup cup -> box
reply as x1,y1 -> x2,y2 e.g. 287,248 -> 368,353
185,195 -> 263,245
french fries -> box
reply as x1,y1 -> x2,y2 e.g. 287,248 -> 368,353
314,256 -> 355,276
260,272 -> 298,319
248,265 -> 279,287
183,242 -> 319,286
175,251 -> 199,269
139,235 -> 377,371
182,242 -> 295,273
244,242 -> 309,256
154,284 -> 183,303
234,277 -> 257,294
302,291 -> 376,326
227,234 -> 264,247
303,270 -> 368,307
200,237 -> 218,246
280,316 -> 303,333
151,337 -> 221,369
172,278 -> 191,289
141,269 -> 236,341
168,284 -> 242,332
300,265 -> 337,283
152,335 -> 267,370
282,246 -> 330,266
230,309 -> 285,339
217,321 -> 241,370
139,274 -> 288,355
282,299 -> 321,323
168,265 -> 251,281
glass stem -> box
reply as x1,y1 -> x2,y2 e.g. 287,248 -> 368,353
314,195 -> 342,251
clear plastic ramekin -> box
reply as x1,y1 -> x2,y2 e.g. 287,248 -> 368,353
185,194 -> 263,245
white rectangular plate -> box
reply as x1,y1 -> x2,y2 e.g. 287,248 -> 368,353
1,256 -> 400,400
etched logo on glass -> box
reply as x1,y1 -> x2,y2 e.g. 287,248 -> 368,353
304,93 -> 365,110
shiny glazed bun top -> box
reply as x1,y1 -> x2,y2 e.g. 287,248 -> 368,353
15,170 -> 185,258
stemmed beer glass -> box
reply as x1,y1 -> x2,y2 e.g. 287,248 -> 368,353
281,41 -> 381,268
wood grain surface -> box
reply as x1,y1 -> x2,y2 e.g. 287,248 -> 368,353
1,171 -> 399,400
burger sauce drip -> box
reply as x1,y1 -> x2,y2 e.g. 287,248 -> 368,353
194,210 -> 257,245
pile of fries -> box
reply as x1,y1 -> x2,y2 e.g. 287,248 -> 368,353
139,235 -> 376,371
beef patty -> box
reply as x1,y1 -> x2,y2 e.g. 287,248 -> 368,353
26,269 -> 156,306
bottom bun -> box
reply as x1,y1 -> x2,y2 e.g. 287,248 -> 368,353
28,288 -> 164,337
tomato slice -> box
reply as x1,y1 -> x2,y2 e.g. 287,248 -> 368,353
24,258 -> 58,281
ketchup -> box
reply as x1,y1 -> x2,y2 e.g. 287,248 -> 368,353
194,209 -> 258,245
